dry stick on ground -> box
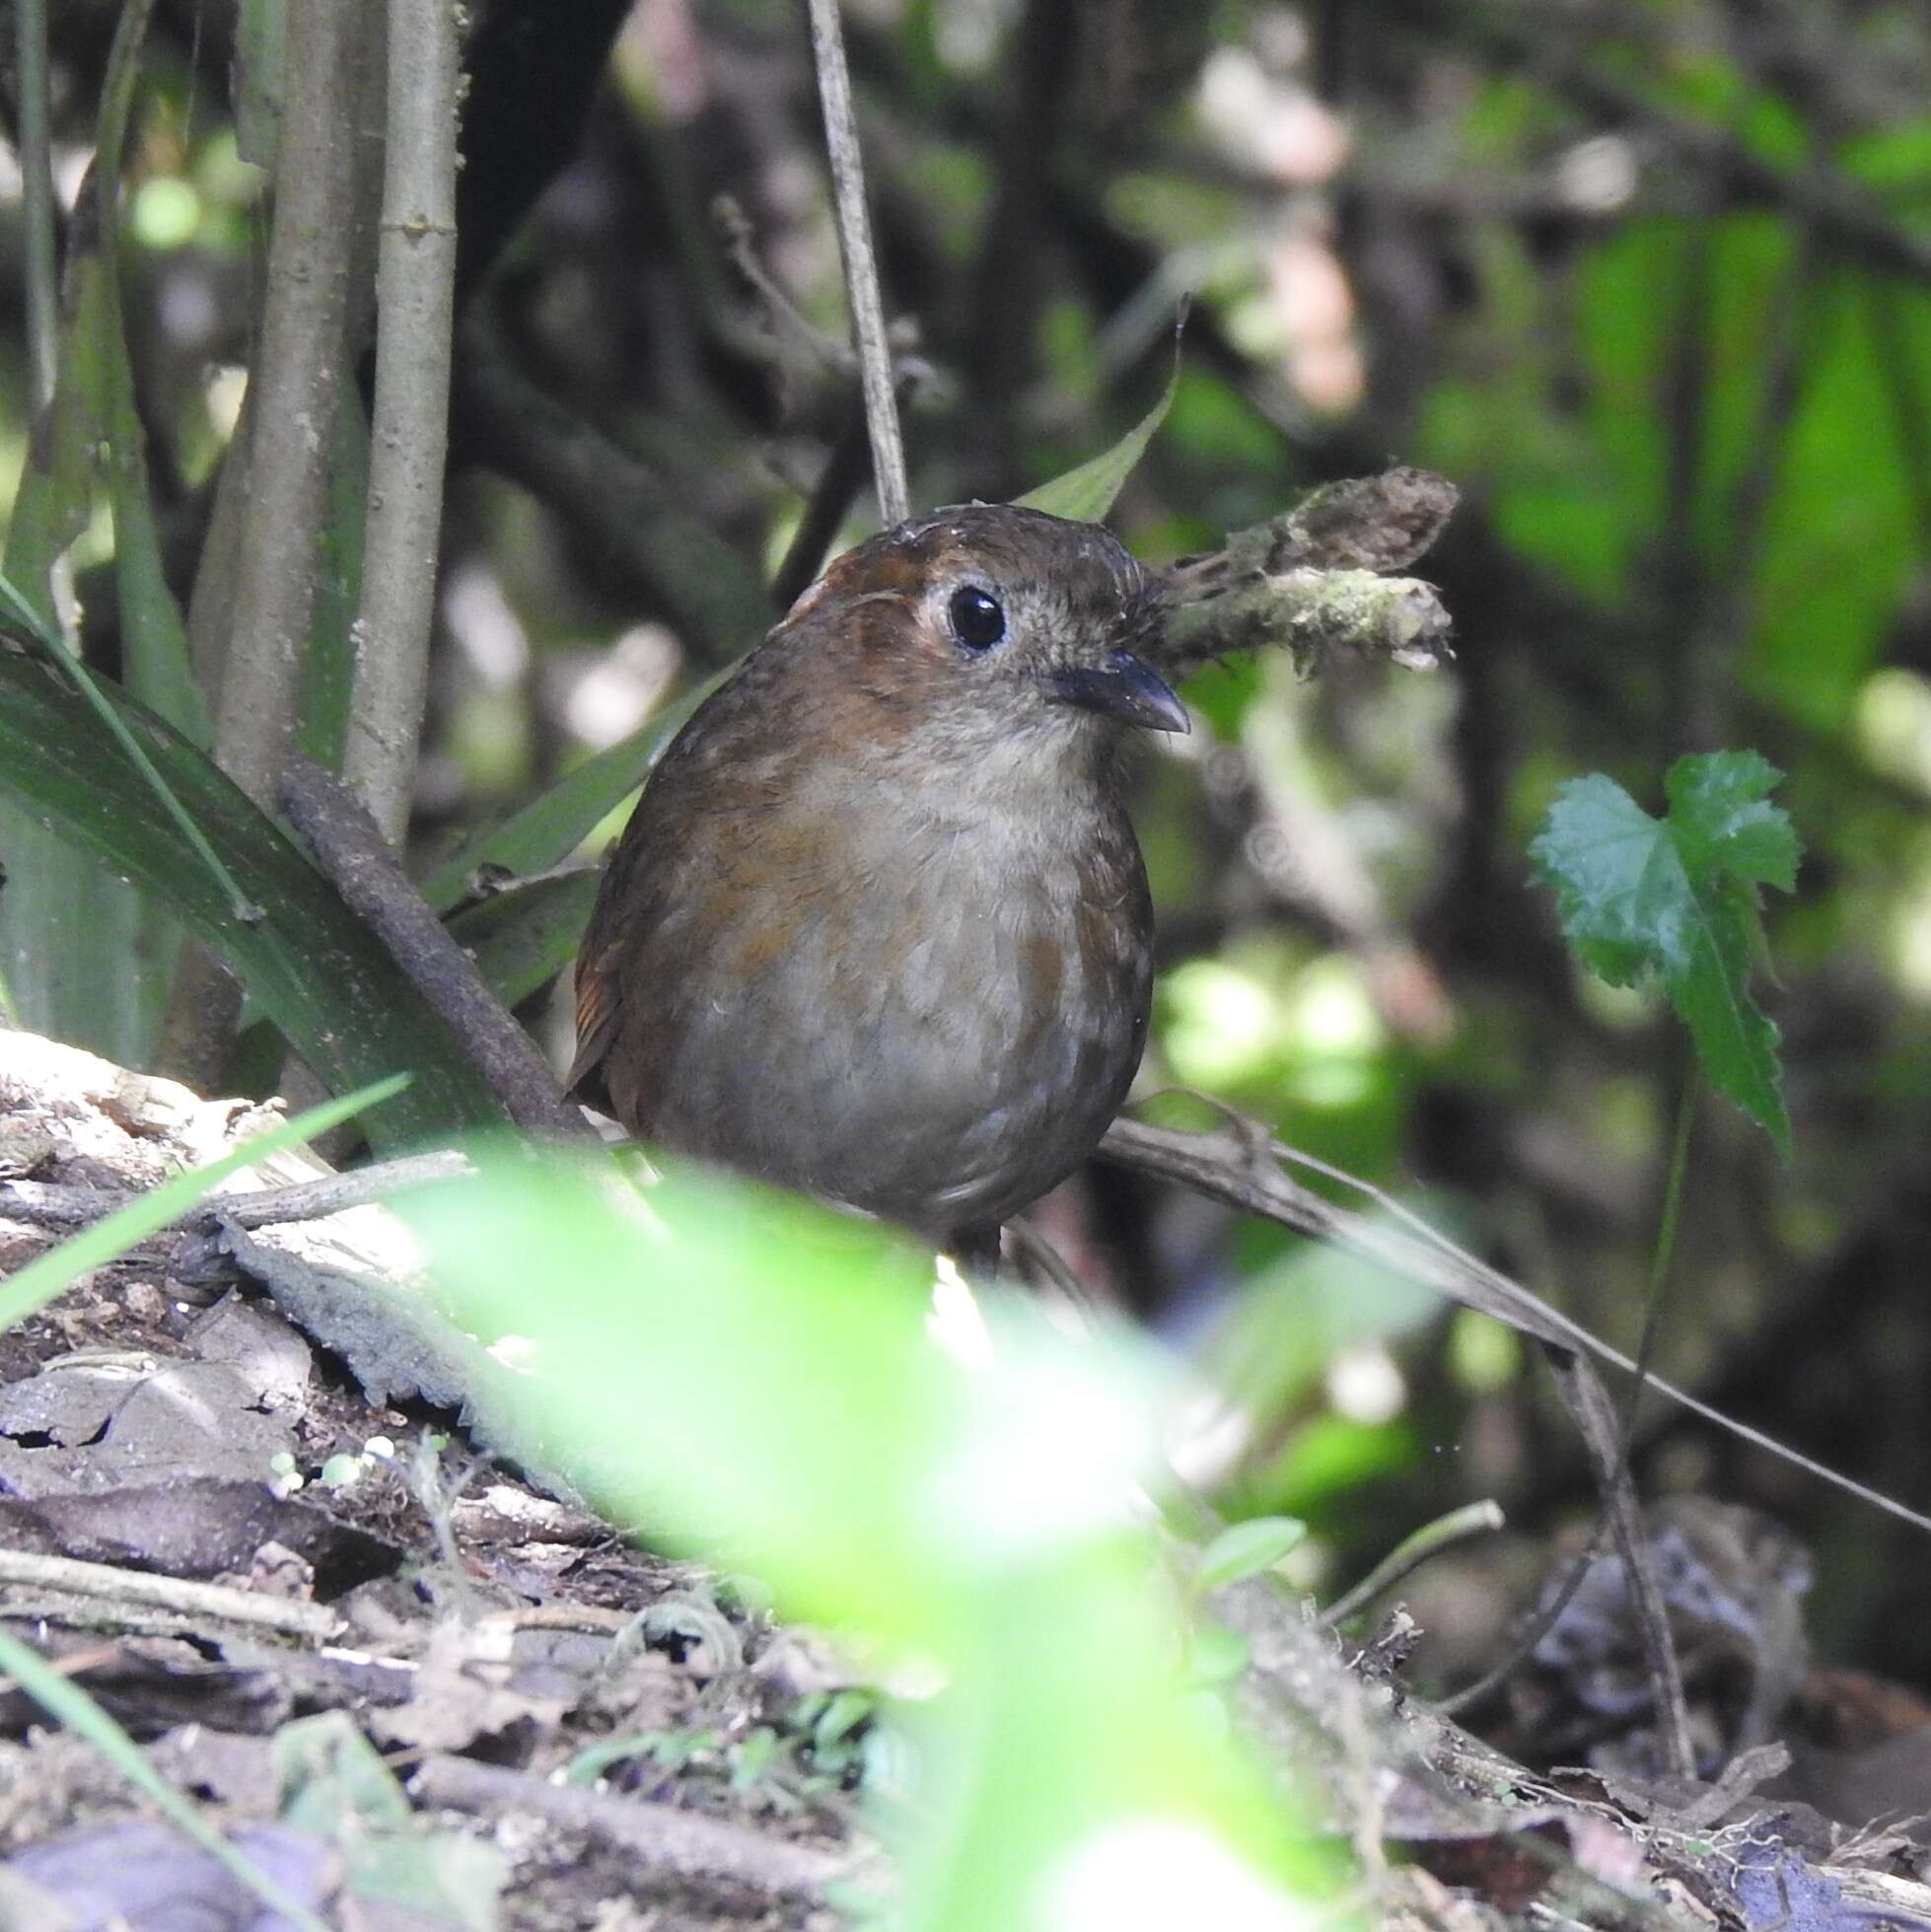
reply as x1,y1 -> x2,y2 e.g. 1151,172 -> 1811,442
278,759 -> 592,1144
0,1550 -> 341,1643
0,1150 -> 473,1237
804,0 -> 909,524
159,1 -> 364,1087
341,0 -> 463,845
410,1753 -> 850,1897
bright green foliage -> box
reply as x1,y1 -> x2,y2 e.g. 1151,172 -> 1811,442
1530,751 -> 1802,1151
1015,333 -> 1180,524
0,652 -> 508,1148
1193,1517 -> 1307,1595
397,1147 -> 1345,1932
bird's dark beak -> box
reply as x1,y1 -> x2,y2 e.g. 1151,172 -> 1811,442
1048,650 -> 1189,735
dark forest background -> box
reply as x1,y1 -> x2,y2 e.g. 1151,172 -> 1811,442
7,0 -> 1931,1694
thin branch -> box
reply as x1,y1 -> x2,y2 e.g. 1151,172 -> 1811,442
409,1753 -> 849,1896
1155,468 -> 1458,678
342,0 -> 464,843
278,759 -> 594,1144
0,1150 -> 474,1237
804,0 -> 909,524
1097,1114 -> 1931,1537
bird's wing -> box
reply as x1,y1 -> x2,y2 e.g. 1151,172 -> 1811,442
566,943 -> 620,1108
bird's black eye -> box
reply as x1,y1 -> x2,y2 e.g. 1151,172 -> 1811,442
948,584 -> 1006,652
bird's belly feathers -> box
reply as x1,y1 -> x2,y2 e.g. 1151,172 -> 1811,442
625,806 -> 1152,1234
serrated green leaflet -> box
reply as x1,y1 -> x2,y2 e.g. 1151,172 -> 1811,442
1530,750 -> 1801,1152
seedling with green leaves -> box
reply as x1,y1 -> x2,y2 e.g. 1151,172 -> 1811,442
1528,749 -> 1802,1651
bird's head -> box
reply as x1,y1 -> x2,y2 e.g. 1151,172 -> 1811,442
780,502 -> 1186,754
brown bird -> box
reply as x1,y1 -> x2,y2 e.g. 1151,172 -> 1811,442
568,502 -> 1186,1256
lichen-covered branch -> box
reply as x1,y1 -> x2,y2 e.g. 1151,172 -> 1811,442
1155,466 -> 1459,679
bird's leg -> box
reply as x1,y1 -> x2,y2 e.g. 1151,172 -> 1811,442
947,1222 -> 1005,1286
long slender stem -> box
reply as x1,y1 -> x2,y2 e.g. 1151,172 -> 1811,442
343,0 -> 464,844
1623,1071 -> 1698,1444
804,0 -> 909,525
16,0 -> 58,412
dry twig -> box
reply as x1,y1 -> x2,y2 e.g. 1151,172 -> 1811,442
409,1753 -> 851,1896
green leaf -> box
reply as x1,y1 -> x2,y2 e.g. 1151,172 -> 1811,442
1530,751 -> 1802,1150
394,1143 -> 1344,1928
3,255 -> 109,622
0,1076 -> 405,1332
0,1627 -> 331,1932
1182,1622 -> 1252,1688
1014,313 -> 1183,523
0,568 -> 255,922
1193,1516 -> 1307,1594
419,675 -> 721,913
0,650 -> 509,1148
445,867 -> 601,1010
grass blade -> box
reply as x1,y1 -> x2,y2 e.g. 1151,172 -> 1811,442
0,1074 -> 406,1331
0,1626 -> 331,1932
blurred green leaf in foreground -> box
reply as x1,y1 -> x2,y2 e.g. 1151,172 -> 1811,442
397,1148 -> 1342,1932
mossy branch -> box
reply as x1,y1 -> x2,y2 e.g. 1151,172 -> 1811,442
1155,466 -> 1459,678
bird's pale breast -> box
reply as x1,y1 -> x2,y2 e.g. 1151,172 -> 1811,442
603,756 -> 1152,1237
